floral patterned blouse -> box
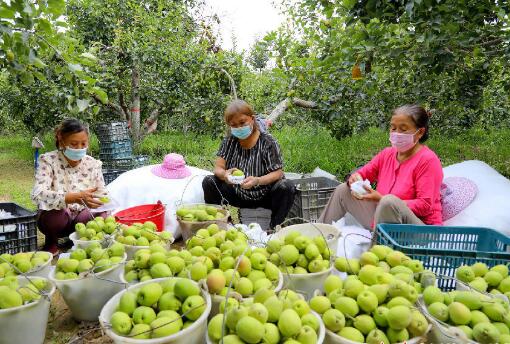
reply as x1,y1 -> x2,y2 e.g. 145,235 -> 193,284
31,150 -> 108,212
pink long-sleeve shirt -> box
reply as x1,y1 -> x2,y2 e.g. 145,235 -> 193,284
357,146 -> 443,225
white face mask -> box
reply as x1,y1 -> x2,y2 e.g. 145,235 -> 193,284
63,146 -> 87,161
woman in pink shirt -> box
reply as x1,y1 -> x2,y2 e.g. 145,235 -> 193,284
319,104 -> 443,229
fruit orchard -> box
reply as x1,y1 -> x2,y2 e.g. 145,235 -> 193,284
0,0 -> 509,142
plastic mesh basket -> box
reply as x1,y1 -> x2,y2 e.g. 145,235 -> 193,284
95,121 -> 130,142
376,223 -> 510,290
0,203 -> 37,254
102,169 -> 126,185
288,177 -> 339,224
99,139 -> 133,160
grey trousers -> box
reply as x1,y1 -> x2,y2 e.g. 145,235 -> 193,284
318,183 -> 423,230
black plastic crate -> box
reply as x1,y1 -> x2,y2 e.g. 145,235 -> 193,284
288,177 -> 339,224
102,155 -> 150,170
0,203 -> 37,254
96,121 -> 130,142
102,169 -> 127,185
99,139 -> 133,161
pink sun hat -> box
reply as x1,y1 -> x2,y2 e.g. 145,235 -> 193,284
151,153 -> 192,179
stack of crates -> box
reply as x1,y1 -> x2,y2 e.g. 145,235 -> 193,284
95,121 -> 150,184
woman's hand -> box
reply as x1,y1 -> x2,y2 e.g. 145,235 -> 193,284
360,185 -> 383,202
348,172 -> 362,186
65,187 -> 103,208
241,176 -> 260,190
222,168 -> 237,184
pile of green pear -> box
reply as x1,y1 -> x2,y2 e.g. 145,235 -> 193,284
456,263 -> 510,298
187,225 -> 280,297
75,216 -> 118,241
54,242 -> 125,280
0,276 -> 50,309
176,204 -> 226,222
208,288 -> 320,343
109,278 -> 206,339
264,230 -> 332,274
423,285 -> 510,343
0,251 -> 51,276
125,225 -> 281,297
115,221 -> 173,247
329,245 -> 434,343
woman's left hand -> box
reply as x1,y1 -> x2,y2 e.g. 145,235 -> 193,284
361,185 -> 383,202
241,176 -> 259,190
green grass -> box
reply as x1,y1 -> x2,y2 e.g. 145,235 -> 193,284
1,125 -> 509,211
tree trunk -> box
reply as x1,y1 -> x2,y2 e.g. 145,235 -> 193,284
130,63 -> 141,142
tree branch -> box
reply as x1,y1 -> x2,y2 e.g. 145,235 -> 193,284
91,95 -> 127,119
218,67 -> 237,99
268,97 -> 318,122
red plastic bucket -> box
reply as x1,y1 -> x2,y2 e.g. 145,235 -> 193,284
114,202 -> 165,231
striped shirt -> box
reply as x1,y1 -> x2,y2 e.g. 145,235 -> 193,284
217,133 -> 284,201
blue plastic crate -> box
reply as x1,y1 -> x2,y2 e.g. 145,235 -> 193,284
376,223 -> 510,290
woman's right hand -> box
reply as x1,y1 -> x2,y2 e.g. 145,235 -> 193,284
222,168 -> 237,183
65,188 -> 102,208
348,172 -> 363,186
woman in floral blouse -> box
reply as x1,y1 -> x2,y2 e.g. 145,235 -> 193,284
31,119 -> 108,253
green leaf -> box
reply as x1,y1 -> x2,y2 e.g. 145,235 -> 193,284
0,6 -> 15,19
91,87 -> 108,104
20,71 -> 34,85
47,0 -> 66,17
36,19 -> 53,34
80,52 -> 97,61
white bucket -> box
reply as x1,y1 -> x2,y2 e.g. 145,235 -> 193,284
69,231 -> 115,249
115,238 -> 174,260
48,254 -> 127,321
99,277 -> 211,344
0,276 -> 56,344
282,267 -> 333,300
208,271 -> 284,318
25,251 -> 53,279
416,297 -> 474,344
177,203 -> 230,241
271,223 -> 341,256
324,325 -> 431,344
206,310 -> 325,344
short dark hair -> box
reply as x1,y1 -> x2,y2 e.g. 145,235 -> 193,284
55,118 -> 89,148
392,104 -> 431,142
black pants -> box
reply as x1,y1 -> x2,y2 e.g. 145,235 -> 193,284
202,175 -> 296,229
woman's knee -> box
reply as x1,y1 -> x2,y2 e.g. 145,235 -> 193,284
37,209 -> 69,235
272,179 -> 296,195
378,194 -> 401,210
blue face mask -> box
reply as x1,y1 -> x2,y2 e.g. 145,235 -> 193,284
63,146 -> 87,161
231,124 -> 253,140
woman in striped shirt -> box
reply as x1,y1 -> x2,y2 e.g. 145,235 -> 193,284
202,99 -> 296,230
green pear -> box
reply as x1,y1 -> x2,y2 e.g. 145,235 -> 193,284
354,314 -> 376,335
366,329 -> 390,344
456,265 -> 476,283
173,278 -> 200,301
472,322 -> 500,344
322,308 -> 345,332
118,291 -> 137,316
357,290 -> 378,313
208,314 -> 224,341
249,302 -> 269,323
129,323 -> 151,339
297,325 -> 317,344
236,316 -> 264,343
472,262 -> 489,277
262,322 -> 280,344
374,306 -> 389,327
278,309 -> 302,337
387,305 -> 412,330
301,313 -> 320,332
408,310 -> 429,337
150,315 -> 183,338
309,295 -> 331,314
264,295 -> 284,322
338,327 -> 364,343
334,296 -> 360,318
387,328 -> 409,343
137,283 -> 163,307
181,295 -> 206,321
423,285 -> 444,305
133,306 -> 157,325
110,311 -> 132,335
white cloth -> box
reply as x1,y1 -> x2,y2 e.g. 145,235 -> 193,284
107,165 -> 212,238
443,160 -> 510,236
